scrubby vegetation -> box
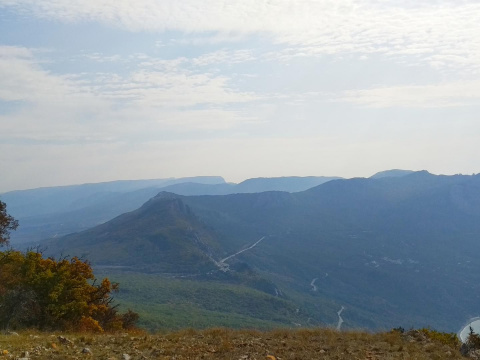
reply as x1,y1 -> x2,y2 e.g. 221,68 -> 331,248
418,328 -> 461,348
0,328 -> 468,359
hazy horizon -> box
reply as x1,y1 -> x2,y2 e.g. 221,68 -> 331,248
1,1 -> 479,192
2,168 -> 477,194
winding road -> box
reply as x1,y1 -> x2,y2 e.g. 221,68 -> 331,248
336,306 -> 345,331
213,236 -> 267,272
220,236 -> 266,263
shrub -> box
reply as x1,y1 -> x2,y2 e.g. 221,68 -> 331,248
419,328 -> 460,348
0,249 -> 138,332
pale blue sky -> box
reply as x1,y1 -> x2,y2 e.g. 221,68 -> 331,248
1,0 -> 479,192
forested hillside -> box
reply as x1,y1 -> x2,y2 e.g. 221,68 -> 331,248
37,171 -> 480,332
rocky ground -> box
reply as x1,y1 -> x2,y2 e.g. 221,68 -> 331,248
0,328 -> 469,359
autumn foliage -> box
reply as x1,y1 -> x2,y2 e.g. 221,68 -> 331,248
0,249 -> 138,332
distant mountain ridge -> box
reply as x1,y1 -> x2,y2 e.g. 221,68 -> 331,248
235,176 -> 341,193
2,175 -> 339,243
0,176 -> 226,218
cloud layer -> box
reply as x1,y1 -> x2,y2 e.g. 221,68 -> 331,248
2,0 -> 480,74
1,1 -> 480,191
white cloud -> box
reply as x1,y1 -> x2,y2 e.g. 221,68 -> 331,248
87,68 -> 258,108
192,49 -> 255,67
0,46 -> 115,141
0,45 -> 32,59
0,45 -> 261,145
338,81 -> 480,108
2,0 -> 480,74
153,108 -> 257,130
84,53 -> 122,63
0,46 -> 56,101
169,33 -> 250,46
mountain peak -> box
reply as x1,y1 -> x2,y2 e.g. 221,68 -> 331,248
370,169 -> 416,179
138,192 -> 193,219
152,191 -> 183,200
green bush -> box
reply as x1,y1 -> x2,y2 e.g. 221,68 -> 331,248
419,328 -> 460,348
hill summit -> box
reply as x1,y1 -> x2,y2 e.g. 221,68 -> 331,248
49,192 -> 221,274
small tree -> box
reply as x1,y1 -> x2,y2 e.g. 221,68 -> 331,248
0,201 -> 18,246
0,201 -> 138,332
0,250 -> 138,331
467,326 -> 480,349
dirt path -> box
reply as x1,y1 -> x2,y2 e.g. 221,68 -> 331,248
220,236 -> 266,263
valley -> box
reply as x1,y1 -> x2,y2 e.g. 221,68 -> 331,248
2,171 -> 480,334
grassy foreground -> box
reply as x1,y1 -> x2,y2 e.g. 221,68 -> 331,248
0,328 -> 464,359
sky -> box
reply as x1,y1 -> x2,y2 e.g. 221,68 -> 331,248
1,0 -> 480,192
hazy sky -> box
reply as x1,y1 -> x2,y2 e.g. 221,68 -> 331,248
1,0 -> 479,192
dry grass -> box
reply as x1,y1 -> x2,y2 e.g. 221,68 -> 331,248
0,328 -> 464,359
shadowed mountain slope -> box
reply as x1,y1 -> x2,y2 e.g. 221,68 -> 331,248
179,172 -> 480,330
46,193 -> 222,274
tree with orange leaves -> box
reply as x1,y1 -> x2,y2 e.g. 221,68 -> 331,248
0,200 -> 137,332
0,249 -> 138,332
